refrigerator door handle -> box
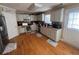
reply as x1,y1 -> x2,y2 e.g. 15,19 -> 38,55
0,26 -> 3,31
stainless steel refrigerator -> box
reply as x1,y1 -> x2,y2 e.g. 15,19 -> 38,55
0,15 -> 9,54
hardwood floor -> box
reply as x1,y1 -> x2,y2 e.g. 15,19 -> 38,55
5,33 -> 79,55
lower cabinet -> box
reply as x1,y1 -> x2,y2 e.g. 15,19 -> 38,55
40,26 -> 62,42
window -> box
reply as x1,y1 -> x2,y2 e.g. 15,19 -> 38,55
44,14 -> 51,24
68,11 -> 79,30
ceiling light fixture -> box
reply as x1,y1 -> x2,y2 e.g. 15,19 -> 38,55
34,3 -> 42,7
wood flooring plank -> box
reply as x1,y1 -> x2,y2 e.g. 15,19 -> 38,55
5,33 -> 79,55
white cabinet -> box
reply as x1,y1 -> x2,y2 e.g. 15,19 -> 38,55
51,8 -> 64,22
18,26 -> 26,34
37,14 -> 42,21
49,28 -> 62,41
51,11 -> 55,21
30,15 -> 37,21
16,14 -> 30,21
0,7 -> 3,15
41,26 -> 62,42
16,14 -> 30,34
54,9 -> 61,22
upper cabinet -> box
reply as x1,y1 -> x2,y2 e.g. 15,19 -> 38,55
51,8 -> 64,22
0,6 -> 3,14
37,14 -> 42,21
30,15 -> 37,21
16,14 -> 30,21
30,14 -> 43,21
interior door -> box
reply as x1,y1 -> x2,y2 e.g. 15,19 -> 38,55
63,8 -> 79,48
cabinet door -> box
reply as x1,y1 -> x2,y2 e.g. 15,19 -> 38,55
56,30 -> 62,41
54,8 -> 64,22
41,27 -> 46,35
2,11 -> 19,39
0,7 -> 3,14
51,11 -> 55,21
30,15 -> 37,21
49,29 -> 56,40
54,10 -> 60,22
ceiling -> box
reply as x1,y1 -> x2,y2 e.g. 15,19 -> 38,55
0,3 -> 60,13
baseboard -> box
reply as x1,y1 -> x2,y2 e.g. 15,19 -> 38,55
61,40 -> 79,49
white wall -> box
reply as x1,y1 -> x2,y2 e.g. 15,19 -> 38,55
62,4 -> 79,48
